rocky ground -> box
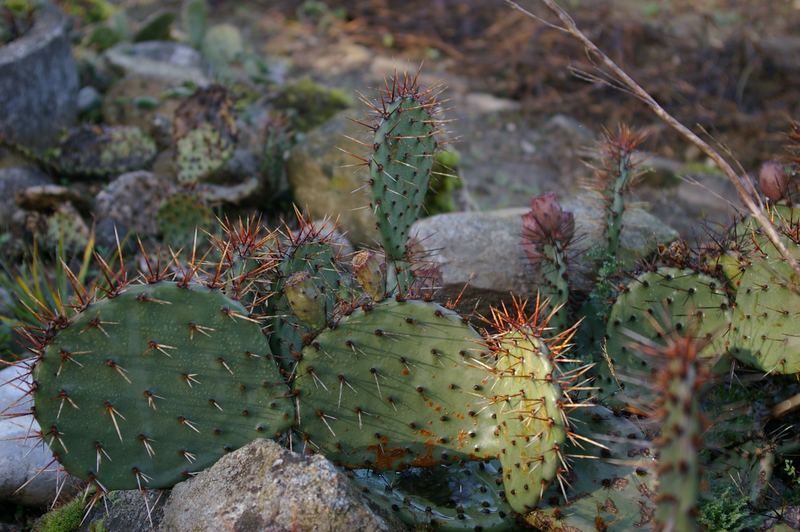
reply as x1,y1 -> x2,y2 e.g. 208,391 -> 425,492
2,0 -> 800,530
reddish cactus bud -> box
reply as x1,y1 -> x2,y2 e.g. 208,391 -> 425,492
758,161 -> 789,202
521,193 -> 575,263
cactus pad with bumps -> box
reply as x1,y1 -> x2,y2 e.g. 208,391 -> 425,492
295,299 -> 501,469
33,282 -> 294,490
600,267 -> 732,407
492,329 -> 567,514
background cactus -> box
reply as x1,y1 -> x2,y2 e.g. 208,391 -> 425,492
155,192 -> 215,250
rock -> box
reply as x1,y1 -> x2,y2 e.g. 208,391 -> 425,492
15,185 -> 88,212
0,167 -> 52,226
196,176 -> 260,205
287,112 -> 378,246
463,92 -> 521,114
0,3 -> 79,148
104,41 -> 210,86
0,365 -> 81,507
93,171 -> 176,245
409,193 -> 679,317
159,439 -> 399,532
77,86 -> 102,115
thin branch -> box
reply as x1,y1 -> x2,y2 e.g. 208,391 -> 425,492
504,0 -> 800,277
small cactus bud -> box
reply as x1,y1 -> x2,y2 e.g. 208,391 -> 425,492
758,161 -> 789,202
352,250 -> 386,302
284,271 -> 327,330
521,193 -> 574,262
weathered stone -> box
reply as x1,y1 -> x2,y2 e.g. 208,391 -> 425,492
0,365 -> 81,507
0,167 -> 52,226
103,41 -> 210,86
410,192 -> 678,317
159,439 -> 400,532
0,3 -> 78,148
93,171 -> 176,244
15,185 -> 88,212
287,112 -> 378,246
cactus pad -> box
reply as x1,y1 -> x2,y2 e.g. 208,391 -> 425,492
352,461 -> 516,531
492,329 -> 567,514
600,267 -> 732,407
729,234 -> 800,374
173,86 -> 238,184
38,125 -> 157,177
32,282 -> 293,490
295,299 -> 501,469
155,192 -> 215,250
367,74 -> 439,261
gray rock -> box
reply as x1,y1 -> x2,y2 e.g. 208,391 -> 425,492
159,439 -> 399,532
77,86 -> 102,114
94,171 -> 175,245
287,112 -> 378,247
0,167 -> 52,225
0,365 -> 81,507
410,193 -> 679,317
15,184 -> 88,212
0,3 -> 78,148
104,41 -> 210,86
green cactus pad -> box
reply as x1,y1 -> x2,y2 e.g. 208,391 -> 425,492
729,235 -> 800,374
173,86 -> 237,184
33,282 -> 293,490
269,240 -> 344,372
38,125 -> 156,177
492,329 -> 567,514
295,299 -> 501,469
527,406 -> 656,531
352,461 -> 516,531
155,192 -> 215,250
369,82 -> 438,261
600,267 -> 732,408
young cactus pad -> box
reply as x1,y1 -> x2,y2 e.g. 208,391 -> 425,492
491,326 -> 567,513
366,72 -> 440,261
600,267 -> 731,407
32,282 -> 293,490
295,299 -> 501,469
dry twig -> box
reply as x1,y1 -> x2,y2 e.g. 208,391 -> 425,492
504,0 -> 800,276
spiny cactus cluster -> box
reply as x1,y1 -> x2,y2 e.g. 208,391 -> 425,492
5,72 -> 800,531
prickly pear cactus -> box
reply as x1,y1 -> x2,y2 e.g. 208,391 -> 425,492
156,192 -> 215,250
365,72 -> 439,263
527,406 -> 656,530
32,282 -> 294,490
491,328 -> 567,513
599,267 -> 731,408
268,234 -> 344,372
352,461 -> 516,531
728,230 -> 800,374
295,298 -> 501,469
24,125 -> 157,177
173,85 -> 238,184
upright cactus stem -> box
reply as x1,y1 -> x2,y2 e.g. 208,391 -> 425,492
639,332 -> 706,532
355,71 -> 443,294
596,126 -> 644,260
521,193 -> 575,332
